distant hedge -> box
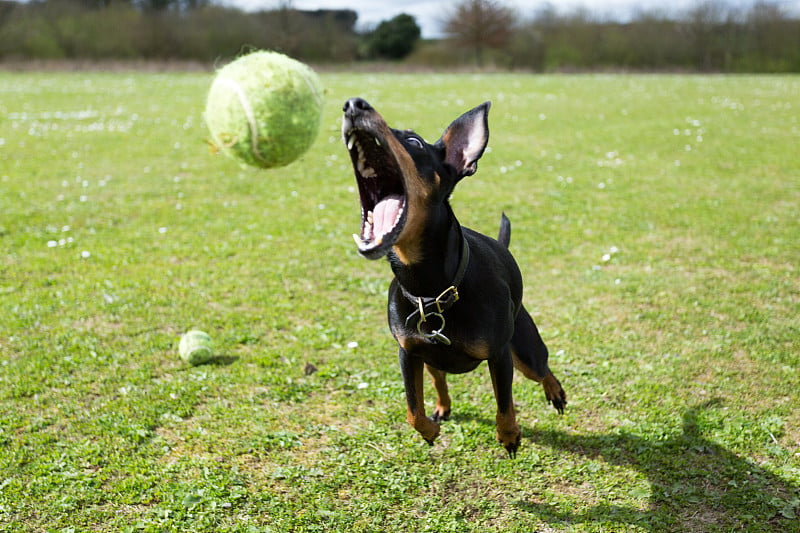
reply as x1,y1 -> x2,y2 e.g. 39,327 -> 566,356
0,2 -> 360,62
1,0 -> 799,72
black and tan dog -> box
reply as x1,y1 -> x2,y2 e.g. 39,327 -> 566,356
341,97 -> 566,457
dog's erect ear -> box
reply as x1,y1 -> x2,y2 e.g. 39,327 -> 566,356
438,101 -> 491,179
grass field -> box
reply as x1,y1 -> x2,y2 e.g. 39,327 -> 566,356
1,70 -> 798,532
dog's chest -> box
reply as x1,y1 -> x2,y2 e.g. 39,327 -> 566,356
400,334 -> 490,372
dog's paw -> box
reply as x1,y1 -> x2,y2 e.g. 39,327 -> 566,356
550,393 -> 567,415
500,432 -> 521,459
430,407 -> 451,423
548,387 -> 567,414
496,413 -> 521,459
410,416 -> 440,445
543,372 -> 567,414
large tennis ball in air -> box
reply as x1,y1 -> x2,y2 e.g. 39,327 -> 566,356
205,50 -> 323,169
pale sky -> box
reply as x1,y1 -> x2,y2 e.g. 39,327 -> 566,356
223,0 -> 800,38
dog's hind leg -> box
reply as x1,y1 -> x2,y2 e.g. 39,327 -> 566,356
511,304 -> 567,414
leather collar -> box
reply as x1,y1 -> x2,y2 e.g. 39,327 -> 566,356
400,236 -> 470,345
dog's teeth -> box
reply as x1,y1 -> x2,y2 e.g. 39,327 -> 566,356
375,137 -> 381,147
367,210 -> 374,224
347,135 -> 355,150
357,160 -> 376,179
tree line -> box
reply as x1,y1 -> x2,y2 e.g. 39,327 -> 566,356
0,1 -> 362,62
1,0 -> 798,72
492,1 -> 800,72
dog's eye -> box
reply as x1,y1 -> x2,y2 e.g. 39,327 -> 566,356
406,137 -> 424,150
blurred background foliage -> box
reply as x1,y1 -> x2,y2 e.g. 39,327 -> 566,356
0,0 -> 799,71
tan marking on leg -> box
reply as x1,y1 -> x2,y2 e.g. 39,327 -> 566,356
495,409 -> 521,454
542,371 -> 567,414
488,353 -> 521,457
405,355 -> 440,444
426,364 -> 451,420
511,347 -> 543,382
512,347 -> 567,413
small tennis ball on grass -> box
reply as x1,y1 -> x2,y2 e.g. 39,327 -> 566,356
179,330 -> 214,366
205,50 -> 323,169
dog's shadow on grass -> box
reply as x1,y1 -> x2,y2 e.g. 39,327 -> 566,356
188,354 -> 238,367
470,400 -> 798,530
210,354 -> 239,366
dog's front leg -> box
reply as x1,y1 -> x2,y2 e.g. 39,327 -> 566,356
488,347 -> 521,458
399,347 -> 440,445
425,364 -> 452,422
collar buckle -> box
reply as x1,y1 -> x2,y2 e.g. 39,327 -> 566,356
434,286 -> 459,314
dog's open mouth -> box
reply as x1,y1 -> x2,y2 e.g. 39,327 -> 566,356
344,127 -> 407,259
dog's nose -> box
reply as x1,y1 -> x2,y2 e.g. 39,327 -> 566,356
343,97 -> 372,117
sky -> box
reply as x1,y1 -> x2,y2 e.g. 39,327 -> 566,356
224,0 -> 800,38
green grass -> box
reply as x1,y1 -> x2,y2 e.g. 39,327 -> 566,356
1,71 -> 798,532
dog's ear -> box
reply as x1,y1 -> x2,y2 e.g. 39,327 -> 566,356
438,101 -> 491,179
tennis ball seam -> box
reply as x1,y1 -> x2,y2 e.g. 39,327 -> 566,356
297,68 -> 322,108
214,77 -> 267,166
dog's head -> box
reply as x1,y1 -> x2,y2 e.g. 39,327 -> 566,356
342,98 -> 490,263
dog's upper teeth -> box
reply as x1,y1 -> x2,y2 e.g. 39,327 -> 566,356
346,135 -> 355,151
375,137 -> 381,147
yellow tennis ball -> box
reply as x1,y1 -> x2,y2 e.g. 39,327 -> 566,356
205,50 -> 323,169
179,330 -> 214,366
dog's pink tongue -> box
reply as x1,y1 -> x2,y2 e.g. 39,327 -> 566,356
373,195 -> 403,238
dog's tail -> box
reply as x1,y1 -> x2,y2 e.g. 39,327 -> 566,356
497,212 -> 511,248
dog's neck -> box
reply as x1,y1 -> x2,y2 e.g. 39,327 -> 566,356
388,203 -> 465,297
